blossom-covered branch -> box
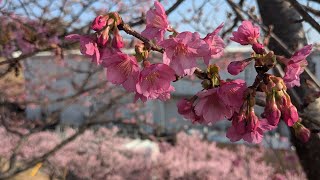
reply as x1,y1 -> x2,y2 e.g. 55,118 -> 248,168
65,1 -> 315,144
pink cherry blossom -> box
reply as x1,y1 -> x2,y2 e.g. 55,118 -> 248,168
160,32 -> 209,76
230,20 -> 260,45
194,79 -> 246,124
263,96 -> 281,126
177,98 -> 204,123
194,88 -> 232,124
226,111 -> 275,143
217,79 -> 247,110
112,28 -> 124,48
91,15 -> 107,31
227,59 -> 252,75
136,63 -> 175,101
101,49 -> 139,92
283,44 -> 312,88
65,34 -> 101,64
202,23 -> 225,65
141,1 -> 169,42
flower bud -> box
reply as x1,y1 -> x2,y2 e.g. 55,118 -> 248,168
252,43 -> 265,54
108,12 -> 122,26
293,122 -> 311,143
91,15 -> 107,31
227,59 -> 252,76
270,76 -> 285,91
135,44 -> 149,62
280,98 -> 299,127
264,94 -> 281,126
97,26 -> 110,47
112,28 -> 124,48
247,110 -> 259,132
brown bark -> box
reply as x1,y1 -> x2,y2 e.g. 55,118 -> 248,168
257,0 -> 320,179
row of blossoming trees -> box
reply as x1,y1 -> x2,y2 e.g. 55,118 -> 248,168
0,0 -> 320,179
0,126 -> 306,179
66,1 -> 312,143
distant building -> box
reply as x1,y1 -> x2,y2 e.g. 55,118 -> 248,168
23,46 -> 320,147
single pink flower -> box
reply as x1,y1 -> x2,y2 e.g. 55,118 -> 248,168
227,59 -> 252,76
91,15 -> 107,31
177,98 -> 204,123
194,80 -> 246,124
226,111 -> 275,143
101,49 -> 139,92
194,88 -> 232,124
291,44 -> 313,63
283,44 -> 312,88
141,1 -> 169,42
160,31 -> 209,76
202,23 -> 225,65
217,79 -> 247,110
230,20 -> 260,45
136,63 -> 175,101
65,34 -> 100,64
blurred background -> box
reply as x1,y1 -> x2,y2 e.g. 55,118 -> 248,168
0,0 -> 320,179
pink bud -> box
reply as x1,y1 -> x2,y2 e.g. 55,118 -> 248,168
227,59 -> 252,75
282,104 -> 299,127
264,95 -> 281,126
252,43 -> 265,54
97,26 -> 110,47
294,123 -> 311,143
247,110 -> 259,131
276,91 -> 299,127
112,28 -> 124,48
91,15 -> 107,31
265,106 -> 281,126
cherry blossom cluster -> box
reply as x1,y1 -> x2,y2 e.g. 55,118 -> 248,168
66,1 -> 312,143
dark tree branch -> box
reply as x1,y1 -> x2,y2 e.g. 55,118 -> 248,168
118,23 -> 164,53
302,4 -> 320,16
287,0 -> 320,33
